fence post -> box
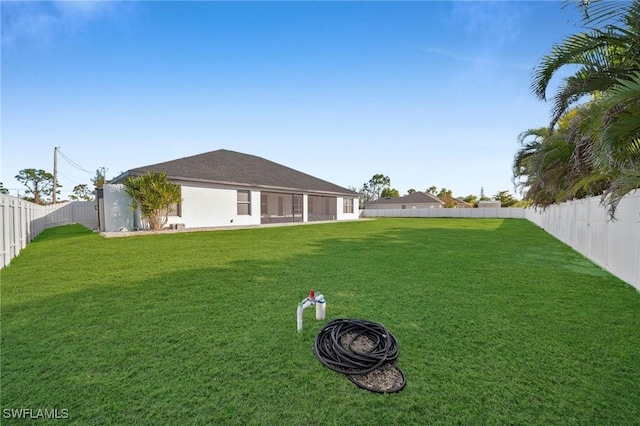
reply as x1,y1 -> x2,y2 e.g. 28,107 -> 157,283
1,196 -> 9,268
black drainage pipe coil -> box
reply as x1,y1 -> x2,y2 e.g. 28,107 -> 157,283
312,318 -> 406,393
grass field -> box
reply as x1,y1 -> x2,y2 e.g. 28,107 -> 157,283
1,218 -> 639,425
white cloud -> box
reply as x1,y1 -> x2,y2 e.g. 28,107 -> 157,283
1,1 -> 122,47
55,0 -> 113,17
450,1 -> 524,48
2,2 -> 54,46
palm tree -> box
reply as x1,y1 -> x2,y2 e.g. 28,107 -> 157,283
599,71 -> 640,216
518,0 -> 640,217
531,0 -> 640,129
123,172 -> 182,230
513,126 -> 574,207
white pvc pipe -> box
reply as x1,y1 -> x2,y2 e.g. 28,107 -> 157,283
297,293 -> 326,332
315,299 -> 326,320
297,303 -> 303,332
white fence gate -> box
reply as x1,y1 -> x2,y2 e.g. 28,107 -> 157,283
0,194 -> 97,268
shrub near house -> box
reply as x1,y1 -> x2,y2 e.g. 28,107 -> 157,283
123,172 -> 181,230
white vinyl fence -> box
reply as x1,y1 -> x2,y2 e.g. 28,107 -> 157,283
526,191 -> 640,291
362,191 -> 640,290
0,194 -> 97,268
361,207 -> 527,219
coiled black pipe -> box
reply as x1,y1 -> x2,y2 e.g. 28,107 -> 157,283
312,318 -> 405,392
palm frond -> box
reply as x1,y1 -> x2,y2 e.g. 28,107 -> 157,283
561,171 -> 611,201
532,23 -> 637,105
548,72 -> 601,128
531,31 -> 609,101
602,167 -> 640,219
601,71 -> 640,166
574,0 -> 631,27
605,70 -> 640,101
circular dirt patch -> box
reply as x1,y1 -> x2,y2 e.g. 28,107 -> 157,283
312,318 -> 406,393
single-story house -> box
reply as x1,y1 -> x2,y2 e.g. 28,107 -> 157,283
364,191 -> 444,210
478,200 -> 501,208
98,149 -> 359,232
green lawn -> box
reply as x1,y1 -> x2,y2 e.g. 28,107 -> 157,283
1,219 -> 639,425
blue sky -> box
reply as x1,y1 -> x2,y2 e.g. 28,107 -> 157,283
1,1 -> 585,199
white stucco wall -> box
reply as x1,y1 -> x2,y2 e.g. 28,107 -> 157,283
336,196 -> 360,221
104,182 -> 358,230
103,184 -> 135,232
169,184 -> 260,228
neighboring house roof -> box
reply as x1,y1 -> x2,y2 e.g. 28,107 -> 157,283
110,149 -> 358,196
478,200 -> 501,207
366,191 -> 444,205
455,197 -> 474,207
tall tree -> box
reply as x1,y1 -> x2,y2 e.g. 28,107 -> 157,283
479,187 -> 490,201
598,71 -> 640,215
0,182 -> 9,195
349,185 -> 367,209
362,174 -> 391,201
463,194 -> 478,207
70,184 -> 94,201
513,125 -> 578,207
91,167 -> 108,188
531,0 -> 640,129
437,187 -> 458,208
358,185 -> 372,207
494,190 -> 518,207
407,188 -> 416,194
123,172 -> 181,230
381,187 -> 400,198
15,169 -> 60,205
426,185 -> 438,194
523,0 -> 640,217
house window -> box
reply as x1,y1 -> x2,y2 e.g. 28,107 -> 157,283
165,202 -> 181,217
237,190 -> 251,215
343,198 -> 354,214
162,187 -> 182,217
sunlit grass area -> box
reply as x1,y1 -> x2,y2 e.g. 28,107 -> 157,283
2,219 -> 639,425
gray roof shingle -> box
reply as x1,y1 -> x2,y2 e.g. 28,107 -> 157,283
111,149 -> 358,196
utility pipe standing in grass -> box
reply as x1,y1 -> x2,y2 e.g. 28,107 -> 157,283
297,289 -> 326,332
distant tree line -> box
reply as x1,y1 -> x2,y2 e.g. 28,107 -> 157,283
357,174 -> 524,208
8,167 -> 108,205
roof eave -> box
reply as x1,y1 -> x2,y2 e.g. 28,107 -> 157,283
108,171 -> 132,185
113,173 -> 358,197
